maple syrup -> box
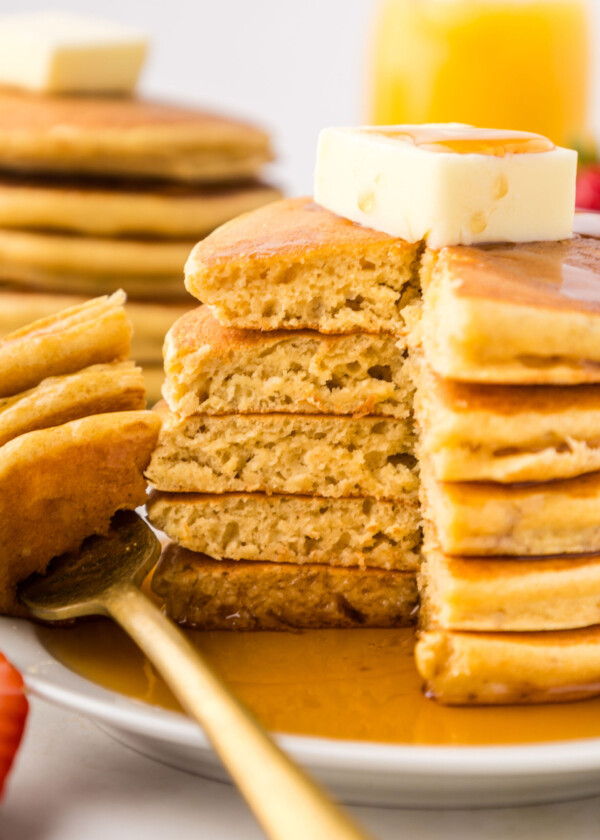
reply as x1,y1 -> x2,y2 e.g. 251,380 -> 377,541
39,621 -> 600,747
372,127 -> 555,157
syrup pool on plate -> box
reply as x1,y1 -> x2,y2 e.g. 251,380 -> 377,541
39,621 -> 600,747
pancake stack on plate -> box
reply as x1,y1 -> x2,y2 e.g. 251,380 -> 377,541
146,197 -> 423,629
414,218 -> 600,704
0,89 -> 279,402
0,290 -> 160,616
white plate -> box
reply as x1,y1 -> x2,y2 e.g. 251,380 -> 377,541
4,614 -> 600,809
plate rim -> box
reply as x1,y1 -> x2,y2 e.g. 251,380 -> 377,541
5,614 -> 600,778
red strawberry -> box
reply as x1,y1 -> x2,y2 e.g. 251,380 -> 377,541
0,653 -> 28,800
576,164 -> 600,210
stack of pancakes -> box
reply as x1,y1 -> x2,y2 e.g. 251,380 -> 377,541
146,191 -> 600,706
0,89 -> 279,402
146,197 -> 423,630
414,218 -> 600,704
0,290 -> 160,616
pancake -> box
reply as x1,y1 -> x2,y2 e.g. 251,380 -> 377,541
184,197 -> 421,335
153,543 -> 418,631
420,222 -> 600,384
146,404 -> 417,499
421,546 -> 600,632
0,410 -> 160,616
146,491 -> 421,571
413,361 -> 600,482
422,467 -> 600,556
0,361 -> 145,447
0,288 -> 191,364
0,90 -> 272,182
416,626 -> 600,705
0,228 -> 194,299
164,305 -> 412,418
0,175 -> 281,238
0,291 -> 131,399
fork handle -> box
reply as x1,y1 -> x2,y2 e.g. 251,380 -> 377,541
103,584 -> 371,840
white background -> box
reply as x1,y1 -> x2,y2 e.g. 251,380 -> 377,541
4,0 -> 600,194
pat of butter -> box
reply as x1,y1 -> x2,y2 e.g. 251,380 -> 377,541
314,124 -> 577,247
0,12 -> 148,95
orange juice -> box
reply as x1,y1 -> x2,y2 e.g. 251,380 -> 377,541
370,0 -> 591,147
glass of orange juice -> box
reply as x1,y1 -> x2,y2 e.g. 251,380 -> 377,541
370,0 -> 591,148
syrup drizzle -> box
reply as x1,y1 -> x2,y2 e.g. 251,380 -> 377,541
370,126 -> 555,156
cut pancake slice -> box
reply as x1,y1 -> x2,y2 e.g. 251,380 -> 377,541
0,361 -> 145,447
422,467 -> 600,556
164,305 -> 412,418
0,288 -> 192,364
146,404 -> 417,499
0,90 -> 273,182
0,174 -> 280,238
416,626 -> 600,705
153,543 -> 418,631
147,492 -> 421,571
0,228 -> 194,299
420,230 -> 600,384
0,291 -> 131,399
0,410 -> 160,615
413,361 -> 600,482
185,197 -> 421,335
421,546 -> 600,632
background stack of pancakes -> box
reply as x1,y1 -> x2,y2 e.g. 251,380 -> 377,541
0,89 -> 279,402
0,291 -> 159,616
414,219 -> 600,704
145,197 -> 424,630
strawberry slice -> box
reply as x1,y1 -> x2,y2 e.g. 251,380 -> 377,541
0,652 -> 28,800
576,163 -> 600,211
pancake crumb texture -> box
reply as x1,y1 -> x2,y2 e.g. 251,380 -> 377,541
164,308 -> 411,418
185,197 -> 421,334
147,410 -> 417,499
153,544 -> 418,631
147,492 -> 420,571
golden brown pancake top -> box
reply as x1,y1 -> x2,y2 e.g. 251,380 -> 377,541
441,233 -> 600,314
186,197 -> 414,272
0,88 -> 269,149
